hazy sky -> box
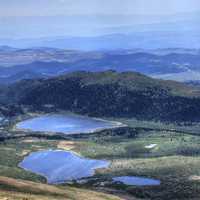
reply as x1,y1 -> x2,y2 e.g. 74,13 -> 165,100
0,0 -> 200,39
1,0 -> 200,17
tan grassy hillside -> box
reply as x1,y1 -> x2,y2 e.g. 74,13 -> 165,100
0,176 -> 123,200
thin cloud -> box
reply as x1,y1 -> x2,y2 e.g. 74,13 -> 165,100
0,0 -> 200,17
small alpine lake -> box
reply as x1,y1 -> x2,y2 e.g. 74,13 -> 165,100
16,113 -> 123,135
19,150 -> 110,184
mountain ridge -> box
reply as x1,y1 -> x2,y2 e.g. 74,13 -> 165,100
1,49 -> 200,84
5,70 -> 200,122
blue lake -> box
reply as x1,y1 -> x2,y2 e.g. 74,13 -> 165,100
19,150 -> 109,184
16,114 -> 121,134
113,176 -> 160,186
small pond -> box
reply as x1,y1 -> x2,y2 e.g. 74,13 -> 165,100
113,176 -> 160,186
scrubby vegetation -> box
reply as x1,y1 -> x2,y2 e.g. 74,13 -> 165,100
1,119 -> 200,200
2,71 -> 200,122
1,71 -> 200,199
63,127 -> 200,200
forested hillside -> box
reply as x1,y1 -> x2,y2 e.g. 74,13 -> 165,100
5,71 -> 200,122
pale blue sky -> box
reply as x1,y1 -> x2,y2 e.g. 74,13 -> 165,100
0,0 -> 200,16
0,0 -> 200,39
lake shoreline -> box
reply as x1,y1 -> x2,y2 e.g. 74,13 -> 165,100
18,149 -> 110,185
13,112 -> 127,136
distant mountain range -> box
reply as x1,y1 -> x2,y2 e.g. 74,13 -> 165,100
1,12 -> 200,50
0,47 -> 200,83
1,30 -> 200,50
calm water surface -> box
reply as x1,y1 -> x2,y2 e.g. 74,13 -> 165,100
19,150 -> 109,184
113,176 -> 160,186
16,114 -> 121,134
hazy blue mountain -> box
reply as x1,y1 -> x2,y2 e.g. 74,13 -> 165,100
1,12 -> 200,50
0,47 -> 200,84
1,32 -> 199,50
2,13 -> 199,39
0,70 -> 48,84
1,31 -> 200,50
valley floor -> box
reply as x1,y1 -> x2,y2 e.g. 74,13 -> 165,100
1,113 -> 200,199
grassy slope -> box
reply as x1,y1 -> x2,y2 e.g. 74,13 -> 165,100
72,129 -> 200,159
0,176 -> 123,200
63,129 -> 200,200
0,138 -> 57,182
2,116 -> 200,199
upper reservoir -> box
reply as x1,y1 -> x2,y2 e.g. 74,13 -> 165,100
16,114 -> 122,134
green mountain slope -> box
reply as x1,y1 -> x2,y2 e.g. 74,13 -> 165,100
6,71 -> 200,122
